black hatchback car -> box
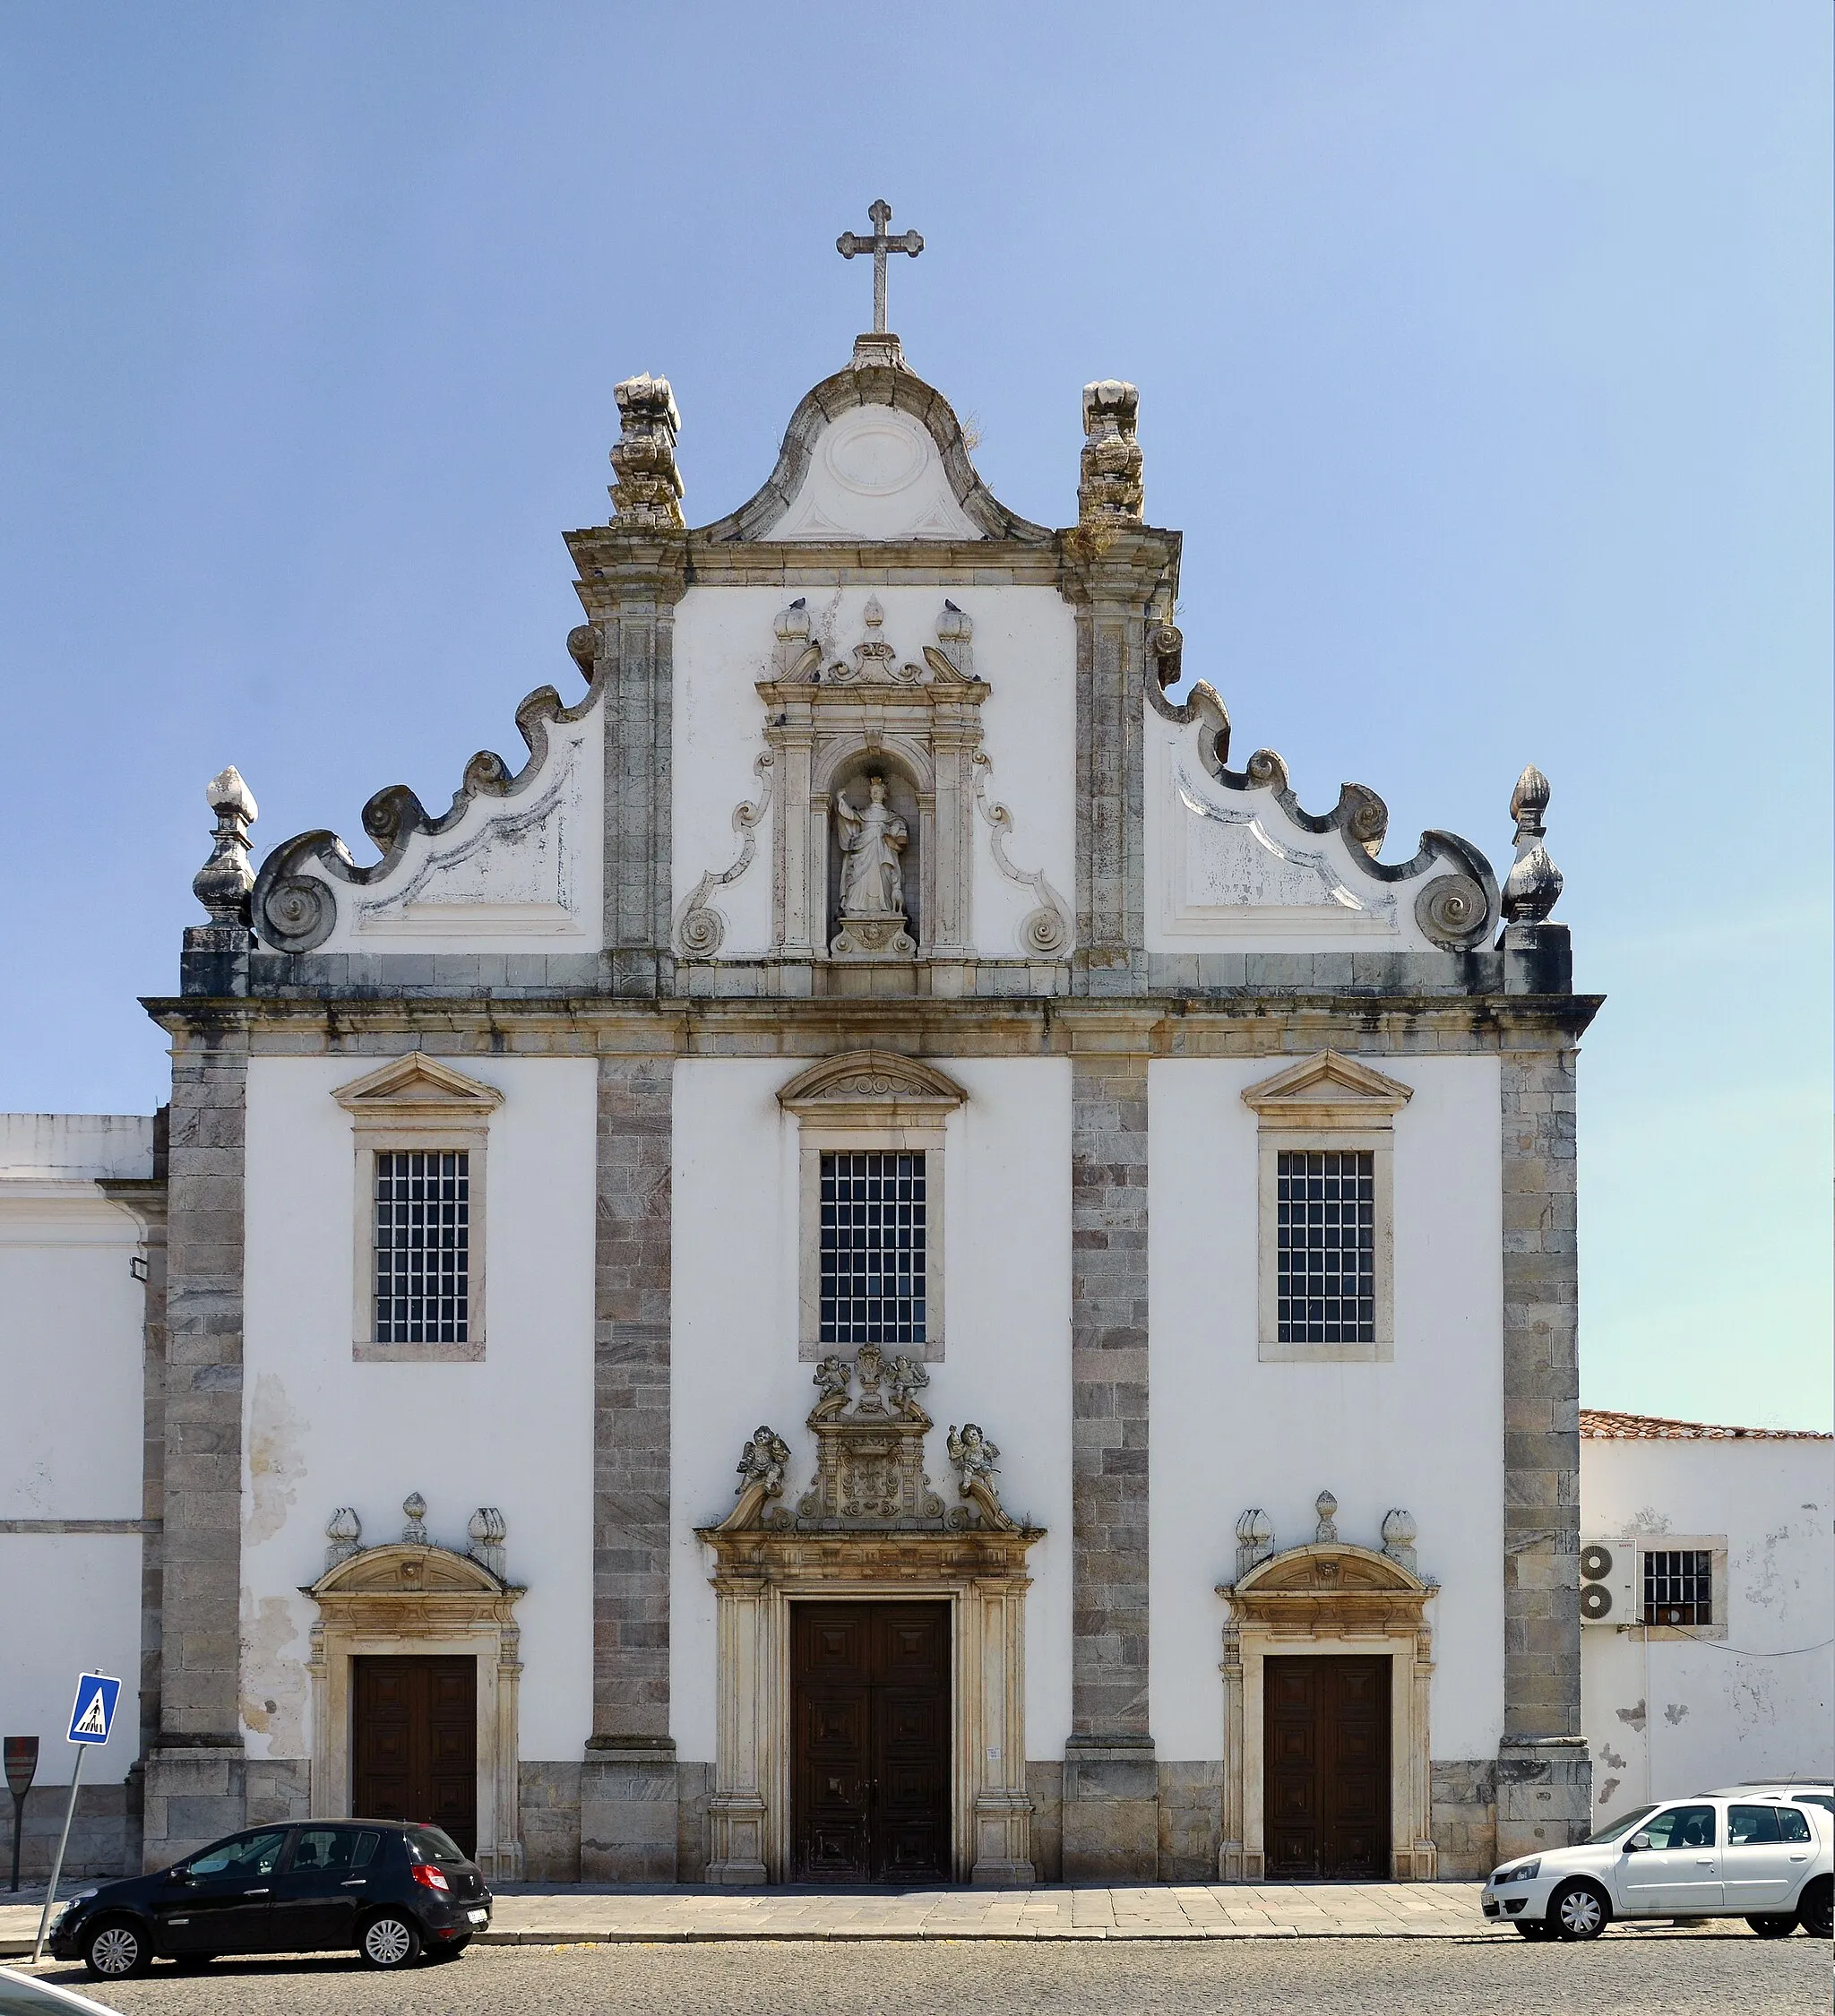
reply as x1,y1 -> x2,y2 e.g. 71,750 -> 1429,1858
48,1820 -> 491,1977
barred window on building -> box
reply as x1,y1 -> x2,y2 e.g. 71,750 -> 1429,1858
1276,1150 -> 1375,1345
1642,1547 -> 1713,1627
819,1150 -> 926,1348
374,1150 -> 470,1345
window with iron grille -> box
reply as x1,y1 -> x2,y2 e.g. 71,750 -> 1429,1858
819,1151 -> 925,1347
374,1150 -> 470,1345
1276,1150 -> 1375,1345
1642,1548 -> 1713,1627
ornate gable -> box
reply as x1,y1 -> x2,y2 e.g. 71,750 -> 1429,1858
332,1053 -> 504,1119
1240,1050 -> 1413,1126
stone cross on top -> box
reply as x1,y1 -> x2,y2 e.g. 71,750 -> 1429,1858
837,198 -> 923,334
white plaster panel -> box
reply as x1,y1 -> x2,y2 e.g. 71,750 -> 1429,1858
762,405 -> 981,542
301,705 -> 603,955
240,1055 -> 597,1764
1580,1437 -> 1834,1821
671,587 -> 1074,961
0,1537 -> 142,1784
1147,1055 -> 1505,1762
0,1190 -> 145,1521
1143,711 -> 1448,955
669,1055 -> 1073,1762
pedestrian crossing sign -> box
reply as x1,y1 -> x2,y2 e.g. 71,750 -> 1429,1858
66,1673 -> 120,1746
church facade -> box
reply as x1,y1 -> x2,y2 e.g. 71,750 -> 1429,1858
3,274 -> 1602,1886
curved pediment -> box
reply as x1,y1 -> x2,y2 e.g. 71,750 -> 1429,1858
307,1543 -> 511,1599
697,340 -> 1050,547
777,1050 -> 969,1119
1235,1541 -> 1428,1598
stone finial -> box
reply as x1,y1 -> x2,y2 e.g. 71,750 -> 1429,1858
401,1492 -> 429,1546
192,767 -> 258,926
935,599 -> 974,678
467,1506 -> 508,1579
1079,380 -> 1143,525
608,374 -> 685,529
1236,1508 -> 1275,1580
323,1506 -> 361,1572
1381,1508 -> 1417,1573
1503,764 -> 1563,923
1314,1490 -> 1339,1545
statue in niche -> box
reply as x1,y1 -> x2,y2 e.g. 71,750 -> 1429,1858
831,774 -> 917,957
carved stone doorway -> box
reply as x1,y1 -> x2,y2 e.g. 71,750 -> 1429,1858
1263,1654 -> 1390,1880
791,1602 -> 951,1882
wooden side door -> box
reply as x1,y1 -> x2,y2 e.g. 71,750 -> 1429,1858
791,1602 -> 951,1882
351,1656 -> 478,1857
1264,1655 -> 1391,1880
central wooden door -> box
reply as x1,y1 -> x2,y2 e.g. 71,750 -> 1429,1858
791,1602 -> 951,1882
351,1656 -> 478,1857
1264,1655 -> 1391,1879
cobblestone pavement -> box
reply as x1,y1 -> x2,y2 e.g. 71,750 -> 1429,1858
16,1932 -> 1827,2016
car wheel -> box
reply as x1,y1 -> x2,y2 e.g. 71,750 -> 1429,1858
1551,1881 -> 1610,1942
359,1913 -> 423,1969
84,1920 -> 153,1979
1746,1914 -> 1797,1939
1513,1919 -> 1553,1940
1796,1877 -> 1833,1940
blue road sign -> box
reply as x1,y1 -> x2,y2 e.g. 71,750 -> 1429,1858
66,1674 -> 120,1746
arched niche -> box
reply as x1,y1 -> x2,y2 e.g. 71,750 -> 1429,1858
823,748 -> 929,953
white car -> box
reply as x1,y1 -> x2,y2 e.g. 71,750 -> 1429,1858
0,1969 -> 125,2016
1482,1791 -> 1832,1941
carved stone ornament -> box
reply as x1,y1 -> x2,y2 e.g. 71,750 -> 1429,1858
754,599 -> 1004,965
1502,763 -> 1564,924
711,1346 -> 1015,1535
323,1506 -> 362,1573
1381,1508 -> 1418,1575
608,374 -> 685,528
1314,1490 -> 1339,1545
401,1492 -> 429,1546
468,1506 -> 509,1581
192,766 -> 259,927
1235,1508 -> 1275,1581
1079,379 -> 1143,526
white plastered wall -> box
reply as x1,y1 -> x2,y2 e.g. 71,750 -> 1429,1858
0,1115 -> 152,1785
1581,1436 -> 1834,1820
671,586 -> 1075,961
240,1056 -> 597,1769
668,1055 -> 1073,1763
1148,1055 -> 1506,1762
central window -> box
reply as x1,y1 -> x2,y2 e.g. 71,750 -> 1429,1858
819,1150 -> 926,1347
1276,1150 -> 1374,1346
374,1150 -> 470,1346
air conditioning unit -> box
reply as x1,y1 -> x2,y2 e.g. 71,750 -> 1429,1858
1579,1538 -> 1638,1625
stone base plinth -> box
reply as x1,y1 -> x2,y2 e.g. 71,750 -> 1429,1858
581,1739 -> 678,1882
1061,1736 -> 1159,1882
1495,1736 -> 1590,1862
142,1743 -> 246,1872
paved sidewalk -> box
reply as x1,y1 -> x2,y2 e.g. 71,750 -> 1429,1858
4,1880 -> 1509,1951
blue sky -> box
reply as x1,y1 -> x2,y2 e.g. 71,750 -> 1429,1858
1,3 -> 1828,1426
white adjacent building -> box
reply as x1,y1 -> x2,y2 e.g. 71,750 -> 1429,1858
4,262 -> 1822,1886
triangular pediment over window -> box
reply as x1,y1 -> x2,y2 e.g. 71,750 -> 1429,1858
1240,1050 -> 1413,1123
332,1053 -> 504,1118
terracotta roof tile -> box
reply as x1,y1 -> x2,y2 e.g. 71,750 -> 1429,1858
1580,1407 -> 1831,1443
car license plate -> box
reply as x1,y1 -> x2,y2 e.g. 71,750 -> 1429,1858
468,1908 -> 489,1925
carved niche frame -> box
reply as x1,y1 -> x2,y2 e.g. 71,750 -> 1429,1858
756,599 -> 988,969
780,1051 -> 967,1364
1217,1542 -> 1439,1882
303,1542 -> 526,1880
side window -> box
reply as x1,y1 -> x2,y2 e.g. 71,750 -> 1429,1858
189,1828 -> 289,1876
1778,1808 -> 1813,1843
1727,1805 -> 1780,1846
290,1826 -> 382,1873
1641,1805 -> 1716,1849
